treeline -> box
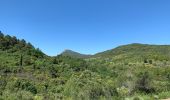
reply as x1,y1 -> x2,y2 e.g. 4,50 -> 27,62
0,31 -> 44,57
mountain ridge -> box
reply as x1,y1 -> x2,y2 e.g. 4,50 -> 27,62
60,49 -> 92,58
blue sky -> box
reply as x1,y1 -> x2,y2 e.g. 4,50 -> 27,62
0,0 -> 170,56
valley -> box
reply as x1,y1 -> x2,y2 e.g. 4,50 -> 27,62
0,32 -> 170,100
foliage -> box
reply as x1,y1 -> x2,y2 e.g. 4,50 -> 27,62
0,32 -> 170,99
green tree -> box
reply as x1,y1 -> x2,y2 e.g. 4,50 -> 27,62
135,72 -> 155,93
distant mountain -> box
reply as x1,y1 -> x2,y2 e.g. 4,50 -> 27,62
61,49 -> 91,58
94,43 -> 170,62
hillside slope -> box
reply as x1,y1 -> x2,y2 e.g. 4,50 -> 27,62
0,32 -> 46,67
94,43 -> 170,62
0,33 -> 170,100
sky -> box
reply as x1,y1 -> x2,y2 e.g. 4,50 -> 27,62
0,0 -> 170,56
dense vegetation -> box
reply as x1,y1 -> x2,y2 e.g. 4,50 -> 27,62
0,32 -> 170,100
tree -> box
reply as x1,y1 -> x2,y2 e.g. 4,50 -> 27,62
0,32 -> 4,48
11,36 -> 18,46
144,59 -> 148,63
148,59 -> 152,64
24,56 -> 33,66
0,31 -> 4,38
26,42 -> 34,49
33,48 -> 44,58
20,54 -> 23,67
53,57 -> 60,64
135,72 -> 155,93
19,39 -> 26,47
49,66 -> 58,78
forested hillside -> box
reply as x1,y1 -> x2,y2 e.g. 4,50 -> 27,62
95,43 -> 170,62
0,32 -> 170,100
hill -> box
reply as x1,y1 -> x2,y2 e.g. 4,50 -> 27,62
0,32 -> 46,67
0,32 -> 170,100
61,49 -> 91,58
94,43 -> 170,62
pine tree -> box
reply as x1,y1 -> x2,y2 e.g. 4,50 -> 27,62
18,54 -> 24,73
